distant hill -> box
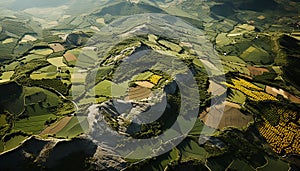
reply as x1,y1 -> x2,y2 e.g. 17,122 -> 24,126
279,35 -> 300,90
214,0 -> 281,12
94,1 -> 166,17
3,0 -> 70,10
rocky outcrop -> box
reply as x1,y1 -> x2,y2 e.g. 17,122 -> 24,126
88,146 -> 127,171
0,136 -> 128,171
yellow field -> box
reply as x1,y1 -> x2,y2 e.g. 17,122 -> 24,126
258,111 -> 300,155
47,57 -> 67,67
149,75 -> 162,85
30,48 -> 53,56
0,71 -> 14,83
2,38 -> 14,44
96,18 -> 105,24
225,78 -> 278,102
30,73 -> 56,80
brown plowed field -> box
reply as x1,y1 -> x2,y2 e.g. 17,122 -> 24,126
200,101 -> 253,130
40,116 -> 72,135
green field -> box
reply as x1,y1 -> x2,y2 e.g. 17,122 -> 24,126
31,72 -> 70,81
222,61 -> 250,75
88,80 -> 128,97
240,46 -> 273,65
1,71 -> 14,80
71,85 -> 85,97
147,148 -> 180,171
229,159 -> 255,171
13,114 -> 56,134
4,61 -> 20,71
220,55 -> 247,64
132,71 -> 153,81
188,118 -> 216,136
70,72 -> 87,83
3,135 -> 28,151
79,49 -> 98,61
24,87 -> 61,108
227,89 -> 247,104
65,49 -> 82,57
220,55 -> 249,75
177,138 -> 208,161
96,97 -> 108,104
188,119 -> 205,136
20,54 -> 45,63
193,58 -> 205,68
30,65 -> 71,80
30,73 -> 56,80
86,66 -> 114,86
30,48 -> 53,56
207,154 -> 233,171
0,115 -> 7,125
162,6 -> 197,19
78,97 -> 95,106
158,40 -> 182,52
35,65 -> 57,73
258,157 -> 289,171
21,87 -> 62,120
56,116 -> 88,138
0,140 -> 4,153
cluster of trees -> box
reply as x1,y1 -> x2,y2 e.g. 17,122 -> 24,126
45,117 -> 58,126
2,130 -> 30,142
13,59 -> 49,78
0,82 -> 23,105
218,127 -> 267,167
19,78 -> 69,95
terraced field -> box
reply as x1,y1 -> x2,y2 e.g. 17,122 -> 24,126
126,86 -> 152,101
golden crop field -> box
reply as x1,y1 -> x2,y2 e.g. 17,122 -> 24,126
225,78 -> 278,102
258,110 -> 300,155
149,74 -> 162,85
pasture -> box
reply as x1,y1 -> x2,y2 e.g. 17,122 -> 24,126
13,114 -> 56,134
